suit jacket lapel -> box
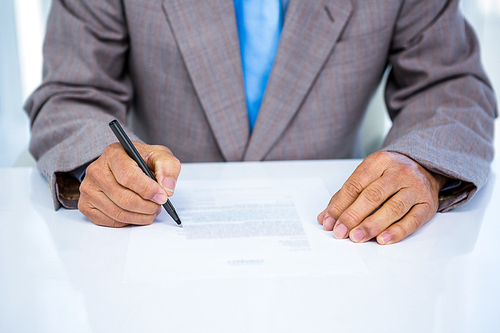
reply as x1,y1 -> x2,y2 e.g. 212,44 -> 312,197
162,0 -> 249,161
244,0 -> 354,161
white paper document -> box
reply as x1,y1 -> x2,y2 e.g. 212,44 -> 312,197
123,178 -> 367,282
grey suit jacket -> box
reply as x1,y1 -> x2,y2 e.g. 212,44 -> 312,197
25,0 -> 497,210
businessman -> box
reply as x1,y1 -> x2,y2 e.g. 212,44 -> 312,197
25,0 -> 496,245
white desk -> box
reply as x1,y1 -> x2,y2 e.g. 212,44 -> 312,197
1,159 -> 499,333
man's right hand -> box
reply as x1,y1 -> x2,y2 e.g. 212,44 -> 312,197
78,142 -> 181,227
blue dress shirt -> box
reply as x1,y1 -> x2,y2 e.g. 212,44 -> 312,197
233,0 -> 288,131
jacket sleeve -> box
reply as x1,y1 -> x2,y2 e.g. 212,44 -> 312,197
381,0 -> 497,211
24,0 -> 141,210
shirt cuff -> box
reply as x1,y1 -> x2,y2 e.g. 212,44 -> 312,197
440,178 -> 462,193
69,162 -> 90,183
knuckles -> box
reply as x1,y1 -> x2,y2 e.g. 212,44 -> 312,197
394,164 -> 416,181
338,209 -> 361,227
342,179 -> 365,199
363,184 -> 385,204
77,142 -> 174,227
84,159 -> 104,182
137,180 -> 158,201
116,190 -> 138,210
112,208 -> 130,224
326,202 -> 344,220
114,163 -> 140,188
387,197 -> 407,217
103,142 -> 123,156
327,151 -> 442,245
77,195 -> 89,215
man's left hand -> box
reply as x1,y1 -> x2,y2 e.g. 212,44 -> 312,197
317,151 -> 447,245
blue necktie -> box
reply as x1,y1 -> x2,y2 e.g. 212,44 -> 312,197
234,0 -> 283,131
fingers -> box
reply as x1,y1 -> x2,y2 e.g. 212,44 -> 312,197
317,151 -> 445,245
331,177 -> 403,237
347,189 -> 419,243
376,203 -> 434,245
319,153 -> 388,225
78,183 -> 161,227
106,143 -> 168,203
86,161 -> 160,215
317,192 -> 338,228
78,142 -> 181,228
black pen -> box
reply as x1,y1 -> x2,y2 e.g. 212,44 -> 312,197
109,120 -> 182,227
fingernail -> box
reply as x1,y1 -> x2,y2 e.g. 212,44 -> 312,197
161,177 -> 176,195
380,231 -> 393,245
351,228 -> 365,242
333,223 -> 348,239
153,193 -> 167,205
323,216 -> 336,231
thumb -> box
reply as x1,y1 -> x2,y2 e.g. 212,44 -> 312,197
136,142 -> 182,197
